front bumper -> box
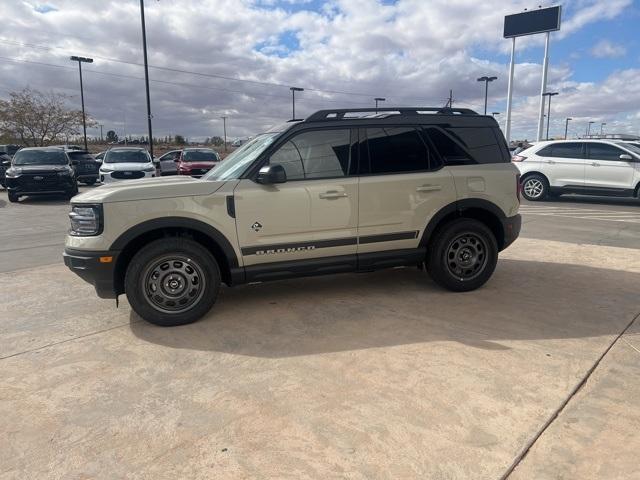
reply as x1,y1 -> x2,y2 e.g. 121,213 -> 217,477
63,248 -> 120,299
501,214 -> 521,250
6,176 -> 76,195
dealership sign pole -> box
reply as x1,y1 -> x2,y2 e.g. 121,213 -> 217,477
503,6 -> 561,143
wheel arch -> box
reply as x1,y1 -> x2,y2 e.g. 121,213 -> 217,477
520,170 -> 549,184
110,217 -> 242,294
420,199 -> 509,251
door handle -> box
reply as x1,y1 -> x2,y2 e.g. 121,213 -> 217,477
591,162 -> 600,166
319,190 -> 348,199
416,184 -> 442,192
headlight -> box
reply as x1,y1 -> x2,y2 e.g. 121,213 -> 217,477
142,164 -> 155,172
100,166 -> 114,173
5,168 -> 20,178
57,169 -> 72,177
69,204 -> 103,236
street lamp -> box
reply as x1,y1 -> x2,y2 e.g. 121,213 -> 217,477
221,116 -> 227,152
492,112 -> 500,117
477,76 -> 497,115
600,122 -> 606,136
586,121 -> 595,136
290,87 -> 304,120
374,97 -> 386,113
564,118 -> 572,139
139,0 -> 154,157
542,92 -> 558,140
98,124 -> 103,142
69,55 -> 93,150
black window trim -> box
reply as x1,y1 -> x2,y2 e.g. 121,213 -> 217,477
422,125 -> 477,166
538,142 -> 586,159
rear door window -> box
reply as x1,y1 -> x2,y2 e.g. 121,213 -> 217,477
363,127 -> 433,174
537,142 -> 584,158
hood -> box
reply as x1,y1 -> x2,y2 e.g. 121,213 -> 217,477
100,162 -> 153,171
72,176 -> 227,203
179,161 -> 219,169
11,164 -> 71,173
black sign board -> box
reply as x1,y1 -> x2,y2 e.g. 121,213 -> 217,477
504,6 -> 562,38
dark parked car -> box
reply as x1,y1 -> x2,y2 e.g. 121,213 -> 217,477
0,144 -> 23,157
0,153 -> 11,187
5,147 -> 78,202
176,148 -> 221,177
67,150 -> 99,185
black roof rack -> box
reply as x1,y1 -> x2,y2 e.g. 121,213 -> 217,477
306,107 -> 478,122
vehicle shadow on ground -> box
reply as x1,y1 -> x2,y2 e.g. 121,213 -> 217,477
130,258 -> 640,358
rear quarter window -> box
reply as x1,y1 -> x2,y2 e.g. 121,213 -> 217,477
424,126 -> 507,165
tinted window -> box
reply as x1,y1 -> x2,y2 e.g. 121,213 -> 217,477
588,143 -> 625,161
104,150 -> 150,163
446,127 -> 504,164
365,127 -> 430,174
13,150 -> 68,165
270,129 -> 352,180
67,152 -> 95,161
537,143 -> 584,158
183,150 -> 219,162
425,127 -> 473,166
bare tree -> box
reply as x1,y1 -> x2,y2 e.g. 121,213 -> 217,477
0,87 -> 95,146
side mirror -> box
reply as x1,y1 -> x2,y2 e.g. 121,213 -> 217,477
1,160 -> 10,167
619,153 -> 633,161
256,164 -> 287,184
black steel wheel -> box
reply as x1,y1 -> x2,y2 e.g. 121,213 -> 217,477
427,218 -> 498,292
125,238 -> 220,326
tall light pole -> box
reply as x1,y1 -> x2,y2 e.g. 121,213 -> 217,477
69,56 -> 93,151
98,124 -> 103,142
477,76 -> 497,115
139,0 -> 154,158
564,118 -> 572,139
290,87 -> 304,120
542,91 -> 558,140
221,116 -> 227,152
586,121 -> 595,136
600,122 -> 606,136
374,97 -> 386,113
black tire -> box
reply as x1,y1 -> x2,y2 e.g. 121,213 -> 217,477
521,174 -> 549,201
426,218 -> 498,292
125,237 -> 220,326
8,192 -> 19,203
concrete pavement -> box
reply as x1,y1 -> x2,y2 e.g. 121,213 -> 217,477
1,236 -> 639,479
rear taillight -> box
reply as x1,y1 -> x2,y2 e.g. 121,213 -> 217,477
511,155 -> 527,162
516,173 -> 521,203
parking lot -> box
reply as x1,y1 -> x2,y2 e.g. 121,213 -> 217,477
1,188 -> 639,479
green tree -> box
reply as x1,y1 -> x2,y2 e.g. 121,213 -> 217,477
106,130 -> 118,142
174,134 -> 186,145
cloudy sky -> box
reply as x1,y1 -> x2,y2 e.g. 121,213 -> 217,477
0,0 -> 638,142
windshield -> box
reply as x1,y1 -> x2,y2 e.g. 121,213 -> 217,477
105,150 -> 150,163
615,142 -> 640,156
203,133 -> 278,181
183,150 -> 219,162
13,150 -> 68,166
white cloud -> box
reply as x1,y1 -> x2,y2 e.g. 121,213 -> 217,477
590,39 -> 627,58
0,0 -> 636,142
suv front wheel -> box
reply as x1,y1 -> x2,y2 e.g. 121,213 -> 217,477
125,238 -> 221,326
426,218 -> 498,292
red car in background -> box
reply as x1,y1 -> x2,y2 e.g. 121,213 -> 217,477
176,148 -> 221,177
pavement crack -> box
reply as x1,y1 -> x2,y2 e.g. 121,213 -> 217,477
500,311 -> 640,480
621,337 -> 640,355
0,320 -> 142,361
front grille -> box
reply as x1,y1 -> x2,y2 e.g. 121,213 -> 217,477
23,174 -> 60,189
80,163 -> 97,172
111,170 -> 145,179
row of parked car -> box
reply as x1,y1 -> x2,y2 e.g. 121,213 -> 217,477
0,144 -> 222,203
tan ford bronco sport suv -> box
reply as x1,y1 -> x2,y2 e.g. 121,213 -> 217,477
64,107 -> 521,326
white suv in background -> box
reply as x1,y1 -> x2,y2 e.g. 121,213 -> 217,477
99,147 -> 156,183
513,139 -> 640,201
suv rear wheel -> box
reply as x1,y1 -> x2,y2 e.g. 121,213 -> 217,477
521,174 -> 549,201
426,218 -> 498,292
125,238 -> 220,326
